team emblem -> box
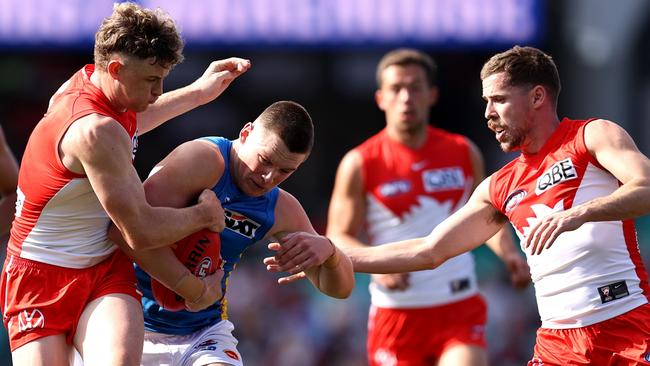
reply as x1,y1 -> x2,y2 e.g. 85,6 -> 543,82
504,189 -> 527,213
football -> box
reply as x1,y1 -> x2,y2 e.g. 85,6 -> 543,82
151,229 -> 222,311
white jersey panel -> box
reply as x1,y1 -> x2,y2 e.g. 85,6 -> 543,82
366,194 -> 478,308
19,178 -> 116,268
523,163 -> 647,328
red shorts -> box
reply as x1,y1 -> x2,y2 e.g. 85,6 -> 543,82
529,303 -> 650,366
0,250 -> 141,351
367,294 -> 487,366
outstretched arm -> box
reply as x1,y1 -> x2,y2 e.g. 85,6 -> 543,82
526,119 -> 650,254
0,125 -> 18,235
345,178 -> 507,273
138,57 -> 251,134
264,190 -> 354,299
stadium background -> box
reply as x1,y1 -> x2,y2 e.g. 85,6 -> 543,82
1,0 -> 649,364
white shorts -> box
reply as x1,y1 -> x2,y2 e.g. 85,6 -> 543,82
141,320 -> 243,366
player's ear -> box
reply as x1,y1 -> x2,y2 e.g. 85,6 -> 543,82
428,85 -> 439,106
531,85 -> 545,108
107,59 -> 123,80
239,122 -> 253,143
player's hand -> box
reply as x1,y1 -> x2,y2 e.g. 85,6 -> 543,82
525,207 -> 585,255
184,269 -> 224,312
372,273 -> 410,291
191,58 -> 251,105
264,232 -> 335,275
502,253 -> 531,289
197,189 -> 225,232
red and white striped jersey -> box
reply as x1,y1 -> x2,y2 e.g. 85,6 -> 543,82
355,126 -> 478,308
489,118 -> 649,328
9,65 -> 138,269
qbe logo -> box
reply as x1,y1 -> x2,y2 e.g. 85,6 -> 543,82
18,309 -> 45,332
535,158 -> 577,195
422,167 -> 465,193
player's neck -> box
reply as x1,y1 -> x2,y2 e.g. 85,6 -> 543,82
90,68 -> 127,113
386,126 -> 428,149
521,115 -> 561,154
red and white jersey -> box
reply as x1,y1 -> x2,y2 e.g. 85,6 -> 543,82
9,65 -> 138,269
356,126 -> 478,308
489,118 -> 649,329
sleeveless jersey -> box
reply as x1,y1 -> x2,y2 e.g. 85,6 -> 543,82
489,118 -> 650,329
356,126 -> 478,308
9,65 -> 138,268
138,137 -> 279,335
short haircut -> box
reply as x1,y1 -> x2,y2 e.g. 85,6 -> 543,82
257,101 -> 314,155
94,2 -> 184,70
480,46 -> 561,106
375,48 -> 438,88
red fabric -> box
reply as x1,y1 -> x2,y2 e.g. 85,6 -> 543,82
0,250 -> 140,351
367,295 -> 487,366
529,304 -> 650,366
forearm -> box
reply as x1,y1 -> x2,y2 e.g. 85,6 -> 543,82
576,179 -> 650,222
137,85 -> 203,134
308,247 -> 355,299
110,228 -> 204,301
117,204 -> 213,250
345,237 -> 436,273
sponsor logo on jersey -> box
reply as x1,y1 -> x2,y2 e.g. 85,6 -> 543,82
504,189 -> 527,213
18,309 -> 45,332
535,158 -> 577,195
378,180 -> 411,197
194,339 -> 219,352
422,167 -> 465,193
411,160 -> 428,171
225,209 -> 261,239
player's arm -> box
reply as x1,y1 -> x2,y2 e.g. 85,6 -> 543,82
327,149 -> 410,290
467,138 -> 530,288
265,190 -> 354,299
109,139 -> 226,310
326,150 -> 368,248
526,119 -> 650,254
62,116 -> 224,250
344,178 -> 507,273
0,125 -> 18,235
137,58 -> 251,134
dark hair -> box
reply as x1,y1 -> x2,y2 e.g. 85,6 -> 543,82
376,48 -> 437,88
481,46 -> 561,106
94,2 -> 184,70
257,101 -> 314,154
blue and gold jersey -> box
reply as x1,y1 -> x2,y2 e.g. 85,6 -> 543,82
137,137 -> 279,335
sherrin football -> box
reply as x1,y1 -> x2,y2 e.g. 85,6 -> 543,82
151,229 -> 222,311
